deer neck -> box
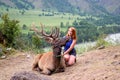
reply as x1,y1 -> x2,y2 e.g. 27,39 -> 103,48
52,47 -> 62,68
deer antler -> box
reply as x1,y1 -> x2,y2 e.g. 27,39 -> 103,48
40,23 -> 53,37
40,23 -> 60,40
30,23 -> 39,34
30,23 -> 60,43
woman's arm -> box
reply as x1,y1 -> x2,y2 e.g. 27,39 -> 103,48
64,39 -> 76,55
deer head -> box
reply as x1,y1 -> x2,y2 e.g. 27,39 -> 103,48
31,23 -> 69,57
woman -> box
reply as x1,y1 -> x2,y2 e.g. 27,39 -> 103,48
63,27 -> 77,66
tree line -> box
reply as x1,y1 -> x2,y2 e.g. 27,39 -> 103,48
60,15 -> 120,43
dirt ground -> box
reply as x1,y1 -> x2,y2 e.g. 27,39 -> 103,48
0,46 -> 120,80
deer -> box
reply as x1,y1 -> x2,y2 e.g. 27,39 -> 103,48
31,23 -> 70,75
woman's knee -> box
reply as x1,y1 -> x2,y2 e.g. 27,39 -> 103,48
68,55 -> 76,65
64,54 -> 69,61
68,60 -> 75,66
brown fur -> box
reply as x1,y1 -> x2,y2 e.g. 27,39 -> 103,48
31,24 -> 69,75
32,37 -> 69,75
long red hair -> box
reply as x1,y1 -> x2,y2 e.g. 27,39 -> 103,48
66,27 -> 77,40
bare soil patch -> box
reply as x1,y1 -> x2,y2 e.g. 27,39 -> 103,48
0,46 -> 120,80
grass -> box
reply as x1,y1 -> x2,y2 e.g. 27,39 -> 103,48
0,8 -> 79,33
0,8 -> 83,27
75,42 -> 96,54
0,8 -> 99,34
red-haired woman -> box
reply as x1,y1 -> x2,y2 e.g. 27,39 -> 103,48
63,27 -> 77,66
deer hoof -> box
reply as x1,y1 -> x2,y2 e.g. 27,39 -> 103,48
40,71 -> 52,75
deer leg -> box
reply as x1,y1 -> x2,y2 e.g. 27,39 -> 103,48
40,68 -> 52,75
60,57 -> 66,71
55,66 -> 65,73
55,57 -> 66,72
32,54 -> 43,71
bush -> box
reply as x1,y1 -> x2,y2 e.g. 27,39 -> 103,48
0,44 -> 15,57
0,14 -> 20,47
95,34 -> 112,48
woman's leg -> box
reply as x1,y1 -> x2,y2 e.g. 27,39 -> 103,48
68,55 -> 76,66
64,54 -> 70,62
63,54 -> 70,66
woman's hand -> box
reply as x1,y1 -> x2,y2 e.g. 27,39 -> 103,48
62,52 -> 67,56
63,51 -> 68,55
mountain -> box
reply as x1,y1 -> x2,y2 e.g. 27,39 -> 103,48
0,0 -> 34,9
0,0 -> 120,15
68,0 -> 120,15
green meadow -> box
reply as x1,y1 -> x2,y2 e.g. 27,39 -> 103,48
0,8 -> 85,27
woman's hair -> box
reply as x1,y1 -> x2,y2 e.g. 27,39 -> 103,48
66,27 -> 77,40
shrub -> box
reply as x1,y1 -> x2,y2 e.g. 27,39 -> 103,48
0,14 -> 20,47
95,34 -> 112,48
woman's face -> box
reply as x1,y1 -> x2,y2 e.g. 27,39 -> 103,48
68,28 -> 73,36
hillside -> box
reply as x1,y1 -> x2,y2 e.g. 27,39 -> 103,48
0,46 -> 120,80
0,0 -> 120,15
68,0 -> 120,15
